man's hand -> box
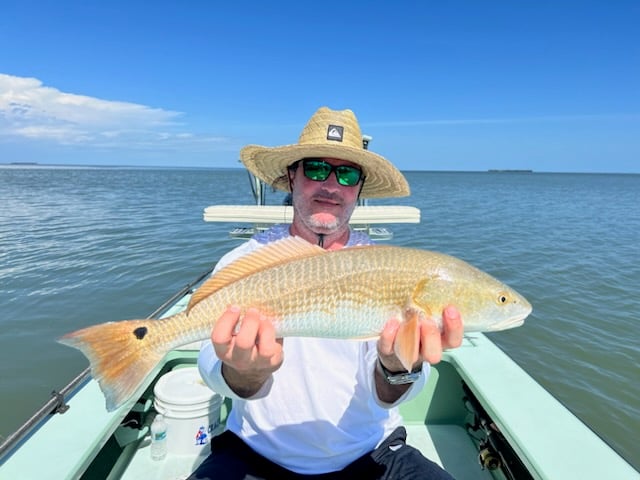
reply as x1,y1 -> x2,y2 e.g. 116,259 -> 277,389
419,304 -> 464,364
211,306 -> 283,398
375,305 -> 463,403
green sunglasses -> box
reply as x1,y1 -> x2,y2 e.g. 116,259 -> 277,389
301,159 -> 364,187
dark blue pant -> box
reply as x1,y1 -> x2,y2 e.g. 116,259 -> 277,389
187,427 -> 455,480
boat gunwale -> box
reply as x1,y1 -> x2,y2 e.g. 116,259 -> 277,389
0,266 -> 215,465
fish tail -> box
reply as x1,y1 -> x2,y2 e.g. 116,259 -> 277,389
393,309 -> 421,371
58,319 -> 170,411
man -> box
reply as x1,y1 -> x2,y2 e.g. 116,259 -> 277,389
189,107 -> 463,479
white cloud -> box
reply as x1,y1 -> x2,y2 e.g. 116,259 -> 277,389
0,73 -> 228,149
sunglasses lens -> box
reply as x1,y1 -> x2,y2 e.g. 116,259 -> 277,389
335,166 -> 362,186
303,160 -> 332,181
302,160 -> 362,186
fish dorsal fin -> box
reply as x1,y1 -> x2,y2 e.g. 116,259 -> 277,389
187,236 -> 326,312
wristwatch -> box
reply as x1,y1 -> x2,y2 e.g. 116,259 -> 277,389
377,358 -> 423,385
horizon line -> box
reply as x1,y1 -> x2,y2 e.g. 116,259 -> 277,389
1,161 -> 637,176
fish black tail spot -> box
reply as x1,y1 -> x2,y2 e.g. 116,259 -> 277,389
133,326 -> 148,340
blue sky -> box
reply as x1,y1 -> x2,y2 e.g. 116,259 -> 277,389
1,1 -> 638,173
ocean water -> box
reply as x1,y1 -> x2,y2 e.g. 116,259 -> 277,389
0,166 -> 638,469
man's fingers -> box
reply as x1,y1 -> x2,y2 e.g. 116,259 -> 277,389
211,305 -> 242,346
378,318 -> 400,357
233,308 -> 261,351
420,319 -> 443,364
441,305 -> 463,349
256,317 -> 281,359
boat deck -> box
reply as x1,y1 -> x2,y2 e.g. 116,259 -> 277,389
2,294 -> 637,479
115,424 -> 491,480
106,339 -> 492,480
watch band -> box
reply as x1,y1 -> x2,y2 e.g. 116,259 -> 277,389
377,358 -> 423,385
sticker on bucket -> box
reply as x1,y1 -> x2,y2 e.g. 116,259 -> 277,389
194,420 -> 223,445
195,426 -> 208,445
153,367 -> 224,456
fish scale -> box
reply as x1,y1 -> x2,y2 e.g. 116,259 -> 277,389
195,250 -> 410,337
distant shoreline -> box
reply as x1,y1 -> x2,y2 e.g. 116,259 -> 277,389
1,163 -> 637,175
1,162 -> 241,171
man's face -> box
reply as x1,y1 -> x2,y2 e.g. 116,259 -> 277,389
289,158 -> 363,235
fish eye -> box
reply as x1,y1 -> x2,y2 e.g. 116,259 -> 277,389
496,291 -> 510,305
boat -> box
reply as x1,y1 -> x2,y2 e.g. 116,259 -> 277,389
1,149 -> 638,480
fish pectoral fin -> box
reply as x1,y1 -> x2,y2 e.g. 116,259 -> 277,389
392,306 -> 426,371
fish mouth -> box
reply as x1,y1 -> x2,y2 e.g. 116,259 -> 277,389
486,304 -> 533,332
485,316 -> 525,332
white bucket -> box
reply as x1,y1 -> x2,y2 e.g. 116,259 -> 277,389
153,367 -> 224,456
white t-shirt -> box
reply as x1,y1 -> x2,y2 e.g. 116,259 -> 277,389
198,226 -> 429,474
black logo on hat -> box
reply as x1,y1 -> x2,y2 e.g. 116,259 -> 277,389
327,125 -> 344,142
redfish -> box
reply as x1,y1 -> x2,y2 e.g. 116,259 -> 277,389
59,236 -> 532,411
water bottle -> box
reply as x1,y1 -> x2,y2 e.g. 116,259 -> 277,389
150,414 -> 168,460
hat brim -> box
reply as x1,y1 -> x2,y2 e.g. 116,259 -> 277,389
240,144 -> 410,199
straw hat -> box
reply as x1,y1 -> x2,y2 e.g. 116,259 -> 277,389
240,107 -> 410,198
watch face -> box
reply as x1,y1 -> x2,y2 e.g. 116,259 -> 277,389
378,359 -> 423,385
386,371 -> 422,385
